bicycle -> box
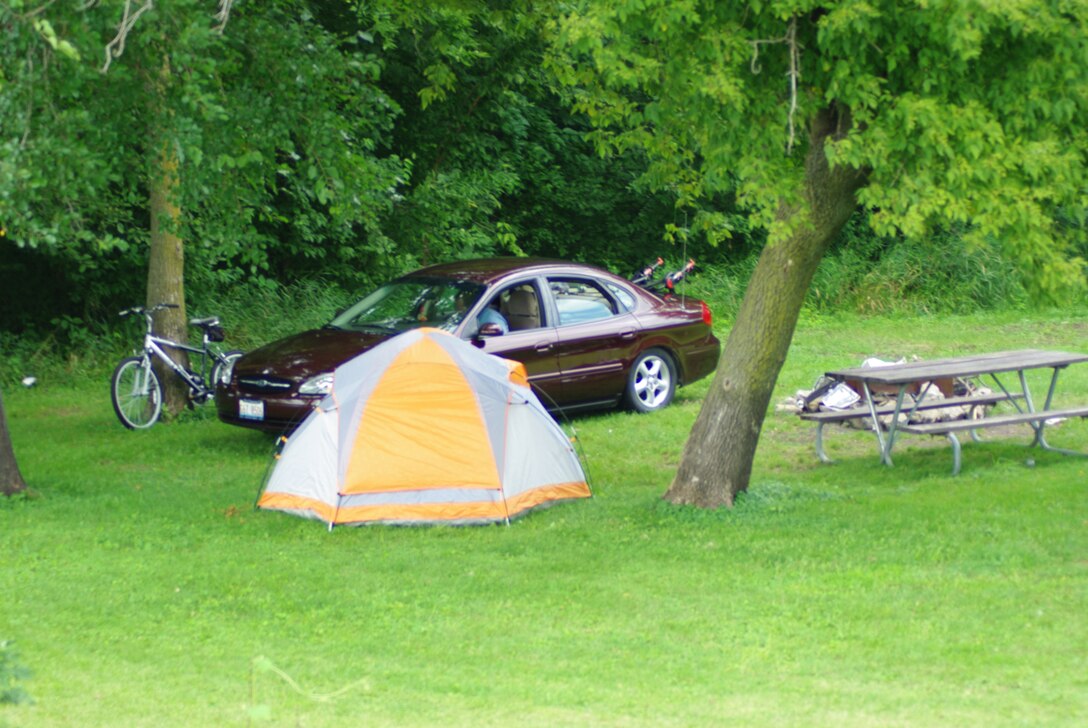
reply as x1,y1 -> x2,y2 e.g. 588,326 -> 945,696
629,257 -> 697,297
110,303 -> 244,429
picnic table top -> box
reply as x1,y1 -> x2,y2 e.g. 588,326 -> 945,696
826,349 -> 1088,386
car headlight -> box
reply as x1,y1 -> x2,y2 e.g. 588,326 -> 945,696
299,373 -> 334,395
219,357 -> 238,386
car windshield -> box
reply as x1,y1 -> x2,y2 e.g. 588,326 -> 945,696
327,278 -> 485,334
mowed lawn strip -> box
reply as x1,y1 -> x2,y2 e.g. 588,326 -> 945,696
2,309 -> 1086,726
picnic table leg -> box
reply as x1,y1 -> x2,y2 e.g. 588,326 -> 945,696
946,432 -> 963,475
966,379 -> 988,442
814,422 -> 833,464
863,382 -> 907,467
1036,436 -> 1088,457
967,405 -> 984,443
1026,367 -> 1049,449
1029,367 -> 1088,457
986,371 -> 1023,413
882,386 -> 910,466
988,369 -> 1044,446
1017,368 -> 1050,449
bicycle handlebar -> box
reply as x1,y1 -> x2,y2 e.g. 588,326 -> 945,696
629,257 -> 697,295
663,259 -> 696,291
630,257 -> 664,286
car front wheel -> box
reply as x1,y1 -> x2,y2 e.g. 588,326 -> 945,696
624,348 -> 676,413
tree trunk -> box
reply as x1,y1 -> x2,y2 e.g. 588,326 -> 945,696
146,53 -> 190,418
147,140 -> 190,418
0,387 -> 28,497
665,108 -> 866,508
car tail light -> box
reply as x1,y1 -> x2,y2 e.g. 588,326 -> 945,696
701,301 -> 712,326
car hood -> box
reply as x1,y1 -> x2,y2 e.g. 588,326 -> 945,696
235,327 -> 389,382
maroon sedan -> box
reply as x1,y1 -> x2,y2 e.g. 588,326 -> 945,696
216,258 -> 720,432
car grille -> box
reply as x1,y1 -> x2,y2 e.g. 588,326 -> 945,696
238,376 -> 295,394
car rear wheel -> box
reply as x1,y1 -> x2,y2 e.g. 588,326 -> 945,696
624,348 -> 676,413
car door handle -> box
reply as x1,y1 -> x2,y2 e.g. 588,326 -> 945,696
535,342 -> 554,353
619,329 -> 637,341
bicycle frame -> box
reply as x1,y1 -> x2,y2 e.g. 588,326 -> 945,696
129,305 -> 232,400
112,303 -> 242,429
141,333 -> 213,396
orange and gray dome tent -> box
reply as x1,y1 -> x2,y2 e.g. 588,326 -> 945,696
257,328 -> 590,527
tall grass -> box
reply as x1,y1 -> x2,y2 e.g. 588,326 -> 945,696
0,279 -> 352,388
204,277 -> 349,349
807,228 -> 1032,315
686,231 -> 1038,322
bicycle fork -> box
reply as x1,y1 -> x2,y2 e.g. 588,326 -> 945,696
127,354 -> 156,398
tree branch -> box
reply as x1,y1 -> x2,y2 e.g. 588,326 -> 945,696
20,48 -> 35,149
16,0 -> 59,20
749,17 -> 801,155
101,0 -> 154,73
213,0 -> 233,35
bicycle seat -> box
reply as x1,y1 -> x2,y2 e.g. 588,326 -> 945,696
190,317 -> 220,328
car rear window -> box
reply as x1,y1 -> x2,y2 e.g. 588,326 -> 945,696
549,278 -> 619,326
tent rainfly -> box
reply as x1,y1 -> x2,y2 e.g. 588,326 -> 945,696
257,328 -> 590,526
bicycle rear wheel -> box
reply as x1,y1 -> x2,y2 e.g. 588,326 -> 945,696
111,356 -> 163,429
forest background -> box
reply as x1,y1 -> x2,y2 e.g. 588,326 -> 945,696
4,0 -> 1084,389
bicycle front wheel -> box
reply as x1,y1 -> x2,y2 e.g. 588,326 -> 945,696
111,356 -> 163,429
210,349 -> 244,391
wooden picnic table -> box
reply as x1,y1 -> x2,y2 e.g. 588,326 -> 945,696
813,349 -> 1088,474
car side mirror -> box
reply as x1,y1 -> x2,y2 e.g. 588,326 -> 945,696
477,322 -> 504,338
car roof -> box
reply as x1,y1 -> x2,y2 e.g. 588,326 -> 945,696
401,257 -> 620,286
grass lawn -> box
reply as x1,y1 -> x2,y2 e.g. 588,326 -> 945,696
2,309 -> 1087,727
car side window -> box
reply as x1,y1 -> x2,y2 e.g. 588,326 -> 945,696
496,283 -> 543,332
548,277 -> 619,326
605,282 -> 636,313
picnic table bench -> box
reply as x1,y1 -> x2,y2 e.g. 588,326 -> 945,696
801,349 -> 1088,475
799,391 -> 1023,464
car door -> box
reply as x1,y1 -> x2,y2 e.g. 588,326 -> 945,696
470,278 -> 564,406
545,275 -> 641,406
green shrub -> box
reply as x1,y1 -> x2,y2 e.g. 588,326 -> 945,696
0,279 -> 352,387
685,225 -> 1046,321
809,225 -> 1032,315
195,278 -> 350,352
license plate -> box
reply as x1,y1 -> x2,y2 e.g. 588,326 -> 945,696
239,399 -> 265,420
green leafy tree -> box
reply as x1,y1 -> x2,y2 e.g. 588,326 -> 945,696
1,1 -> 406,408
192,2 -> 407,290
379,1 -> 694,274
554,1 -> 1088,506
2,0 -> 691,337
